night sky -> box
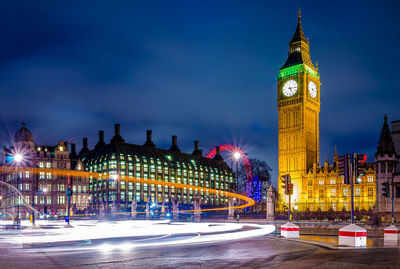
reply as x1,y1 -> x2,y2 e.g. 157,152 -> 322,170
1,1 -> 400,186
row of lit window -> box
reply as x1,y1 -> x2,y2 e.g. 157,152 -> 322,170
7,195 -> 66,205
309,176 -> 375,186
308,187 -> 375,199
88,154 -> 229,174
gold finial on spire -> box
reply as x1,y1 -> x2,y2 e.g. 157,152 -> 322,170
298,8 -> 301,21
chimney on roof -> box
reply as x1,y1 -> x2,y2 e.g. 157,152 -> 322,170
192,140 -> 202,156
71,143 -> 76,154
95,130 -> 106,149
110,123 -> 125,144
115,124 -> 120,136
79,137 -> 90,158
169,135 -> 180,152
144,130 -> 156,147
214,146 -> 223,160
83,138 -> 88,149
69,143 -> 78,160
99,130 -> 104,142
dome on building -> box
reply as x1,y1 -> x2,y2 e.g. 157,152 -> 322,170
14,122 -> 34,142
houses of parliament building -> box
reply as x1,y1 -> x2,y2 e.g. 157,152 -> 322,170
277,12 -> 377,212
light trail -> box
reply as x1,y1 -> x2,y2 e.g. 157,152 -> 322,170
0,166 -> 255,212
0,220 -> 276,252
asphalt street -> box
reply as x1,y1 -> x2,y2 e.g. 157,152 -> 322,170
1,235 -> 400,268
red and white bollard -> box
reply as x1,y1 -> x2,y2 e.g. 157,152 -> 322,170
338,224 -> 366,247
384,225 -> 399,241
280,222 -> 299,238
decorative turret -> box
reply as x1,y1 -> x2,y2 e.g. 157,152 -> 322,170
376,115 -> 396,157
375,115 -> 398,213
334,145 -> 338,167
14,121 -> 34,149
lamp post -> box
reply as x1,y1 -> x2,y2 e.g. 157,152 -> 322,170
233,152 -> 241,194
43,187 -> 48,220
14,153 -> 23,225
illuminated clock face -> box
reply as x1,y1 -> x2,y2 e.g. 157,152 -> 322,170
308,81 -> 317,98
282,80 -> 297,97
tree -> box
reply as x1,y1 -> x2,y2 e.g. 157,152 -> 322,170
237,158 -> 272,198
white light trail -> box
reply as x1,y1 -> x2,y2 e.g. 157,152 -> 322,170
0,220 -> 275,252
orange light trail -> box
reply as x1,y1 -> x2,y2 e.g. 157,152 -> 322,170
0,167 -> 255,213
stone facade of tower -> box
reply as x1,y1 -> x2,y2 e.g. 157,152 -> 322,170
277,12 -> 376,212
375,116 -> 400,220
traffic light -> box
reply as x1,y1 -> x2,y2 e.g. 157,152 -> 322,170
338,154 -> 350,184
355,153 -> 366,181
67,186 -> 72,196
287,183 -> 293,195
382,182 -> 390,198
281,174 -> 291,195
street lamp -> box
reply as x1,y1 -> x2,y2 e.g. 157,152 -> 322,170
13,153 -> 24,225
43,187 -> 48,220
14,154 -> 23,163
233,152 -> 241,193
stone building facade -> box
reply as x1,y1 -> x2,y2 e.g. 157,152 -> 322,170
0,123 -> 89,218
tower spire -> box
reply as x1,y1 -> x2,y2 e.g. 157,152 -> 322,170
376,114 -> 395,156
298,8 -> 301,22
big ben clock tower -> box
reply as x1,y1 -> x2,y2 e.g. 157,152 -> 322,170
277,11 -> 320,209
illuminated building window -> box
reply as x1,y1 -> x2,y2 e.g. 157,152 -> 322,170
319,179 -> 324,185
343,188 -> 348,197
46,162 -> 51,168
367,176 -> 374,183
25,171 -> 30,178
330,179 -> 335,185
25,183 -> 30,191
39,162 -> 44,168
319,189 -> 324,198
368,187 -> 374,197
46,173 -> 52,179
331,188 -> 336,197
39,172 -> 45,179
355,188 -> 360,197
308,189 -> 312,198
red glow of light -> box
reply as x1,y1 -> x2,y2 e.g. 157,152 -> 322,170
206,144 -> 253,196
